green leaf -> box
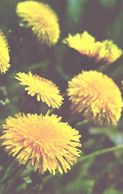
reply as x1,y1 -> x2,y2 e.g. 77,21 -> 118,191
100,0 -> 117,9
26,60 -> 50,72
16,183 -> 27,191
103,186 -> 122,194
23,176 -> 32,184
21,167 -> 33,177
65,178 -> 94,194
66,0 -> 88,29
89,124 -> 123,145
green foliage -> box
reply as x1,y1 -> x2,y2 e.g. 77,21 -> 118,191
100,0 -> 117,9
65,159 -> 94,194
66,178 -> 94,194
66,0 -> 86,30
104,187 -> 122,194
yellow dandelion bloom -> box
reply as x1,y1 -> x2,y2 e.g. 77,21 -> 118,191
63,31 -> 122,64
16,1 -> 60,46
0,30 -> 10,74
67,70 -> 123,126
96,40 -> 123,63
15,72 -> 63,109
1,113 -> 81,175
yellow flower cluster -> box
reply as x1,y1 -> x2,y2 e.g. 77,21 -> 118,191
1,113 -> 81,174
0,0 -> 123,179
0,1 -> 82,175
16,1 -> 60,46
67,70 -> 123,126
1,66 -> 82,175
63,31 -> 122,64
0,30 -> 10,74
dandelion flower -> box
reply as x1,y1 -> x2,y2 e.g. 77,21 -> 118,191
16,1 -> 60,46
15,72 -> 63,109
63,31 -> 122,64
96,40 -> 123,63
67,70 -> 123,126
1,113 -> 81,174
0,30 -> 10,74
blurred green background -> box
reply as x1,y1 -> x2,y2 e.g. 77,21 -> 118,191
0,0 -> 123,193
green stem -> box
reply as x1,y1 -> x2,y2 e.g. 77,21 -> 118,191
75,120 -> 88,128
42,144 -> 123,184
2,165 -> 26,193
77,144 -> 123,164
0,160 -> 16,184
67,113 -> 79,125
42,173 -> 54,184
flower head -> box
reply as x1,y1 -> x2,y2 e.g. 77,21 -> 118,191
0,30 -> 10,74
15,72 -> 63,109
1,113 -> 81,174
97,40 -> 123,63
16,1 -> 60,46
67,70 -> 123,126
63,31 -> 122,64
